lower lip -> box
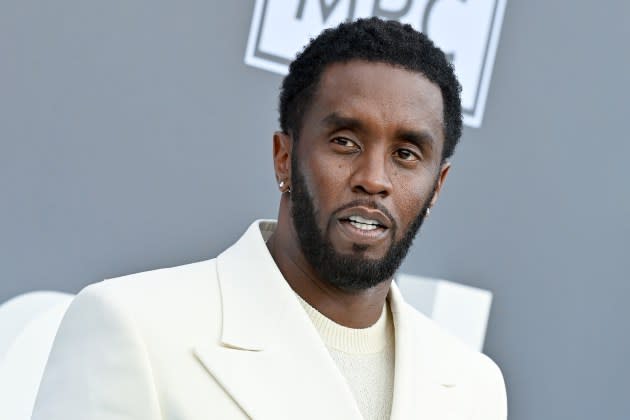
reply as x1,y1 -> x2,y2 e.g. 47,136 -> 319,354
336,219 -> 389,243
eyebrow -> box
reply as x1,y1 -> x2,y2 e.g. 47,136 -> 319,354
321,112 -> 365,132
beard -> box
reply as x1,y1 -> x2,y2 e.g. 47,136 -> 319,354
289,155 -> 436,292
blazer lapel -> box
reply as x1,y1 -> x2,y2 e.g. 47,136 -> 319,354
193,221 -> 362,420
389,284 -> 473,420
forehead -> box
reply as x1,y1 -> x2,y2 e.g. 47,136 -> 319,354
307,60 -> 445,140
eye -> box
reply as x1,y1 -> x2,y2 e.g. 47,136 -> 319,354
394,148 -> 420,161
330,137 -> 359,150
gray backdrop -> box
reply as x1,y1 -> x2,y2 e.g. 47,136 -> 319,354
1,1 -> 629,419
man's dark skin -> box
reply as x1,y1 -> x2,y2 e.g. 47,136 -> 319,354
267,60 -> 451,328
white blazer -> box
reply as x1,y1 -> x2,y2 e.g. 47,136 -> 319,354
32,221 -> 507,420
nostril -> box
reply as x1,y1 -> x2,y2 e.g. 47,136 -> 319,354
351,184 -> 390,198
352,185 -> 369,195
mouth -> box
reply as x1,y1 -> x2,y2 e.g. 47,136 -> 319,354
335,206 -> 393,244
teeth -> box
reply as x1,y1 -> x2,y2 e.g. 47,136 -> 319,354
346,215 -> 384,231
348,215 -> 379,225
350,221 -> 378,231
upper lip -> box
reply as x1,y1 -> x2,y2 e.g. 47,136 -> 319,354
337,206 -> 392,229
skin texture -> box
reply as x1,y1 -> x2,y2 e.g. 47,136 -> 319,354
267,60 -> 451,328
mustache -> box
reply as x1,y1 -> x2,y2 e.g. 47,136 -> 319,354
333,199 -> 396,228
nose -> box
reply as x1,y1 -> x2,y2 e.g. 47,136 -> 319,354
350,149 -> 393,197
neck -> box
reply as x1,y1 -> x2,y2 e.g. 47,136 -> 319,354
267,198 -> 392,328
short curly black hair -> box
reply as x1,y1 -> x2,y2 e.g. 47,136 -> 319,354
279,17 -> 462,161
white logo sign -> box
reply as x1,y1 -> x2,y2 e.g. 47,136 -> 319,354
245,0 -> 507,128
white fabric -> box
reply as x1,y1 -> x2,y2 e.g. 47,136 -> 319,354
33,220 -> 507,420
297,294 -> 395,420
0,293 -> 73,420
296,294 -> 391,353
0,291 -> 72,361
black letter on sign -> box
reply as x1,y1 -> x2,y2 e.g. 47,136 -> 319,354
296,0 -> 357,23
372,0 -> 413,20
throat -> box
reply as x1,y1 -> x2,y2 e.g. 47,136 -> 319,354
291,278 -> 393,329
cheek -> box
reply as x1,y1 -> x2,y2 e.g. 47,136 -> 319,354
302,155 -> 350,214
392,170 -> 435,224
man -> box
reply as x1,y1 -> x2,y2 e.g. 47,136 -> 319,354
33,18 -> 506,420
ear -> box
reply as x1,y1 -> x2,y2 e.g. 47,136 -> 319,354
273,131 -> 293,187
429,162 -> 451,208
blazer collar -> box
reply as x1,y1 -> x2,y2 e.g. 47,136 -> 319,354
213,220 -> 290,351
194,220 -> 470,419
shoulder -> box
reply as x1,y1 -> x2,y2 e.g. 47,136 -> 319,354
93,258 -> 217,295
31,262 -> 217,420
400,302 -> 507,418
83,258 -> 217,305
404,301 -> 504,375
68,258 -> 222,338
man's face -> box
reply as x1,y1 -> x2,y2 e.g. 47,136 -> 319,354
289,60 -> 448,290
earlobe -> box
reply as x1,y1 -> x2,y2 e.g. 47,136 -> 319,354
272,131 -> 293,186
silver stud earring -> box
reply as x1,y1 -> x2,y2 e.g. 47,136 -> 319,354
426,208 -> 431,217
279,180 -> 291,193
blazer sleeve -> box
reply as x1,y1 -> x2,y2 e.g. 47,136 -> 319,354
31,283 -> 163,420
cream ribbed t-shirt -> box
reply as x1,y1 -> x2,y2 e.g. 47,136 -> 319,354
296,294 -> 395,420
